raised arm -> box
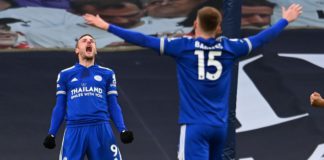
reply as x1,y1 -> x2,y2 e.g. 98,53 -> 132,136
83,14 -> 160,52
248,3 -> 302,49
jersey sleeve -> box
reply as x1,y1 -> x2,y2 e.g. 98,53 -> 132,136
108,24 -> 160,53
56,72 -> 67,96
107,95 -> 126,133
107,71 -> 118,96
222,38 -> 252,57
247,18 -> 288,50
48,95 -> 66,136
48,72 -> 67,136
160,37 -> 187,57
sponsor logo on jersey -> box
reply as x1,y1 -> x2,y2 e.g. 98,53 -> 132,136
70,86 -> 103,100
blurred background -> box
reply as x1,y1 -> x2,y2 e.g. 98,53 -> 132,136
0,0 -> 324,159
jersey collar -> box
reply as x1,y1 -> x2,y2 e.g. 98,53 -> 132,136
75,63 -> 98,69
196,37 -> 219,46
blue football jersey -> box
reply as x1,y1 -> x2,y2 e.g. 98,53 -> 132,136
56,63 -> 118,125
160,36 -> 252,126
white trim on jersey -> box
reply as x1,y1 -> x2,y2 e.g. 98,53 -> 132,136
98,66 -> 112,71
56,91 -> 66,95
243,38 -> 252,54
59,129 -> 66,160
107,91 -> 118,95
61,66 -> 75,72
178,125 -> 186,160
160,37 -> 165,55
118,147 -> 123,160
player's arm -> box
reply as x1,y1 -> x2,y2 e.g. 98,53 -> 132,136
310,92 -> 324,107
43,72 -> 67,149
107,95 -> 133,144
248,4 -> 302,49
107,94 -> 126,133
48,95 -> 66,136
83,14 -> 160,52
107,73 -> 134,144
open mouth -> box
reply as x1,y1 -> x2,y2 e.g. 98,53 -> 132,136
86,46 -> 92,52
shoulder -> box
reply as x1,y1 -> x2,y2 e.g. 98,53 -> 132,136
218,36 -> 250,48
162,36 -> 194,50
60,65 -> 77,75
97,65 -> 115,75
218,36 -> 248,44
164,36 -> 194,42
216,36 -> 229,42
57,65 -> 77,81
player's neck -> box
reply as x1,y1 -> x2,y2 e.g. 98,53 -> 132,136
79,59 -> 95,68
195,33 -> 214,39
195,29 -> 215,39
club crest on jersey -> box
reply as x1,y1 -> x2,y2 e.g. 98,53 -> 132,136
94,75 -> 102,82
71,78 -> 78,82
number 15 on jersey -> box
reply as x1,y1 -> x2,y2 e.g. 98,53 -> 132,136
194,50 -> 223,81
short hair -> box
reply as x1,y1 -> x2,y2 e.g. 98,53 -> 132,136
197,7 -> 221,34
75,34 -> 95,48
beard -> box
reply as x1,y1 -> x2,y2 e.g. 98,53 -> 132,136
79,51 -> 95,61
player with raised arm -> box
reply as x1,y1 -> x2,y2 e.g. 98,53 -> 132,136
43,34 -> 134,160
84,4 -> 302,160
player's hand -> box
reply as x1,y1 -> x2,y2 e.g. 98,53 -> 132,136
310,92 -> 324,107
282,3 -> 302,23
43,134 -> 56,149
120,130 -> 134,144
83,14 -> 109,30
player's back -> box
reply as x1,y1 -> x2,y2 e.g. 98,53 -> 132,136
161,36 -> 250,126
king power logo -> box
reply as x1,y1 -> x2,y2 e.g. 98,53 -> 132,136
236,53 -> 324,160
